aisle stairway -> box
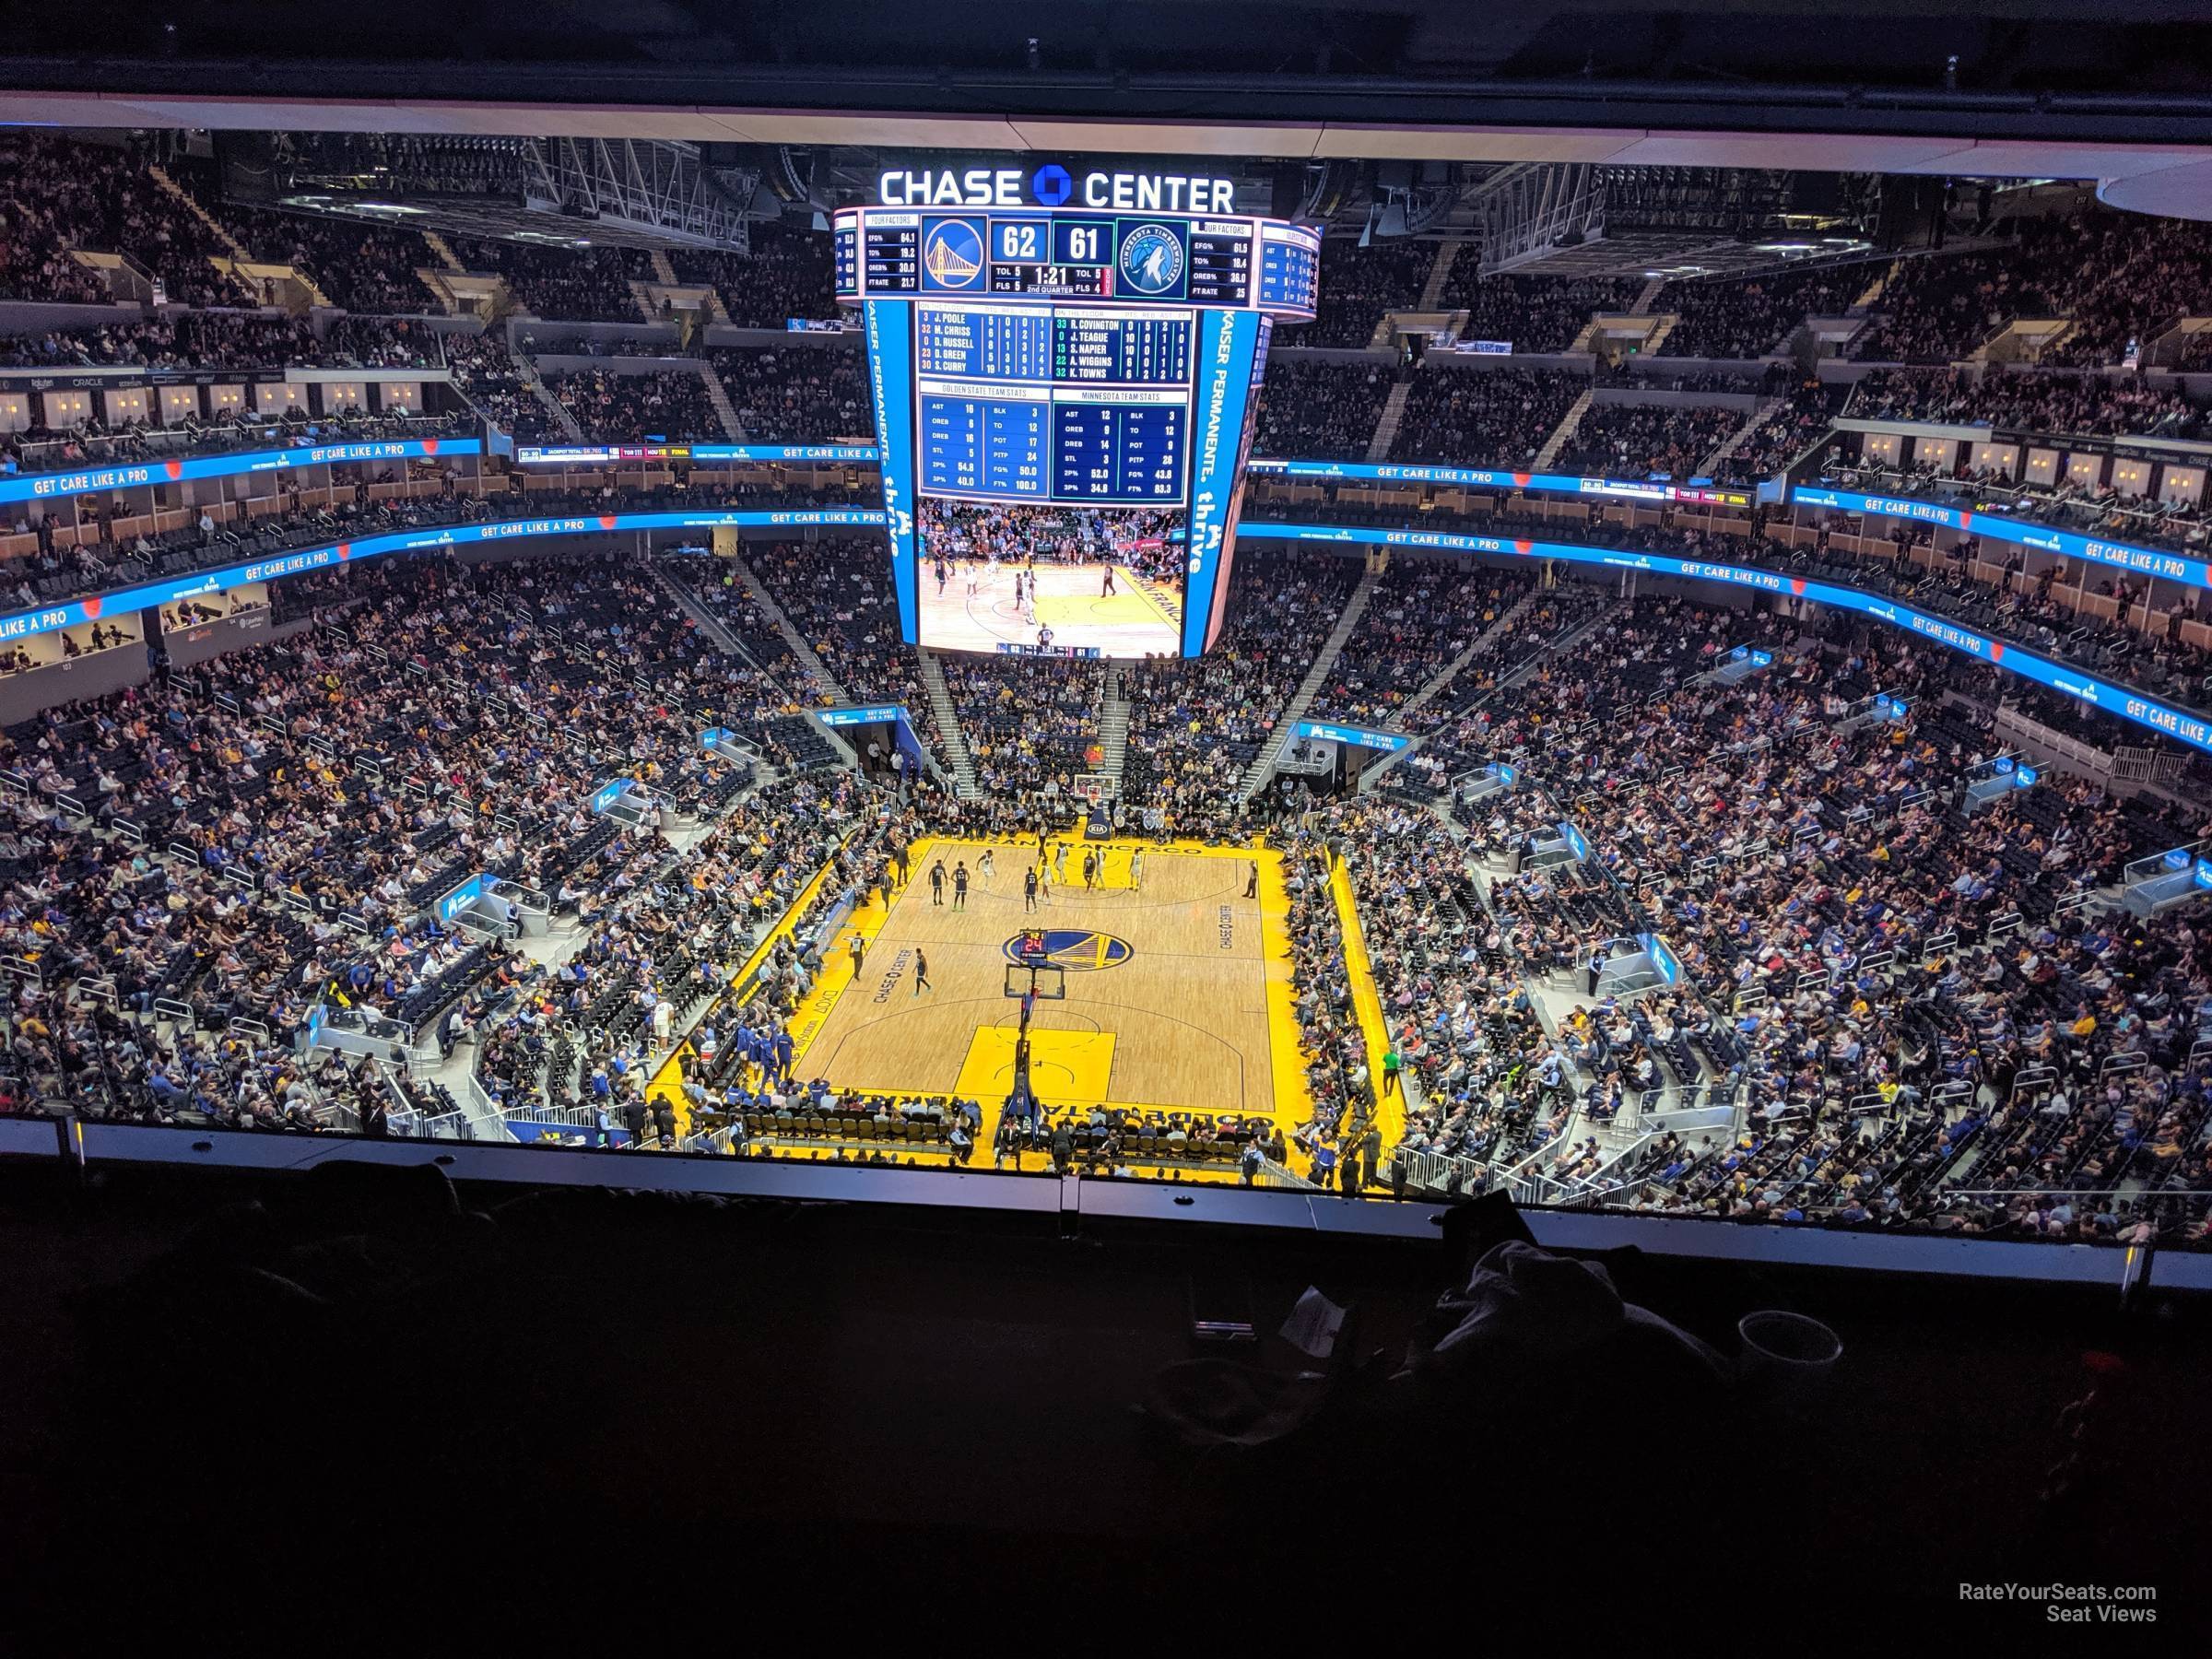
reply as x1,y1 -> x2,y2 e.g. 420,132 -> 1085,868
1365,379 -> 1414,462
1532,387 -> 1594,468
917,650 -> 979,797
1096,665 -> 1132,788
1234,570 -> 1378,802
1399,587 -> 1539,717
1700,396 -> 1783,477
1629,276 -> 1666,316
701,359 -> 747,440
651,563 -> 791,693
651,249 -> 679,285
422,231 -> 467,274
731,557 -> 847,702
1419,241 -> 1464,310
144,162 -> 272,307
515,352 -> 585,441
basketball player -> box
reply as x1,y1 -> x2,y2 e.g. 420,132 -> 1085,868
1082,849 -> 1098,889
1053,841 -> 1069,885
935,558 -> 949,596
953,862 -> 970,910
912,947 -> 932,995
1128,847 -> 1143,892
979,846 -> 995,881
1023,865 -> 1039,912
1101,561 -> 1116,597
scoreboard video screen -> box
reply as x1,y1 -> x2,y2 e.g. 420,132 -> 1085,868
845,193 -> 1316,659
915,302 -> 1193,505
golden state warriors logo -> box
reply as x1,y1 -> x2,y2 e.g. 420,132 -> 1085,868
1005,928 -> 1134,971
923,218 -> 985,289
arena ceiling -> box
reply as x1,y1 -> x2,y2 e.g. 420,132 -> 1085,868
10,1 -> 2212,213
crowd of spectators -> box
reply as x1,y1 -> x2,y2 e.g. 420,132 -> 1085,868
1118,547 -> 1358,834
736,537 -> 949,766
0,132 -> 246,308
1288,239 -> 1436,348
1253,358 -> 1394,458
442,332 -> 545,440
541,366 -> 725,441
0,312 -> 435,371
1551,399 -> 1739,479
1449,273 -> 1641,353
707,346 -> 872,441
211,206 -> 439,315
449,237 -> 645,323
1387,366 -> 1585,465
1846,367 -> 2203,439
1653,265 -> 1868,359
939,655 -> 1103,801
1728,373 -> 1846,477
670,224 -> 842,328
0,541 -> 798,1117
1318,561 -> 1539,726
1346,589 -> 2210,1241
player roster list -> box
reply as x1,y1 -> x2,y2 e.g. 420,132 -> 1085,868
912,301 -> 1194,505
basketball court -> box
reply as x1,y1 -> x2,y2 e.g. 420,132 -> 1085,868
786,835 -> 1299,1123
917,561 -> 1182,656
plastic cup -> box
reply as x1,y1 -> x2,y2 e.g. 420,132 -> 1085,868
1736,1310 -> 1842,1407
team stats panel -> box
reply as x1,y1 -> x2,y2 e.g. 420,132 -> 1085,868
913,302 -> 1192,503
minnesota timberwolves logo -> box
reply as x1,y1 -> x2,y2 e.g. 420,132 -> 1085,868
1005,928 -> 1135,972
1117,223 -> 1183,295
923,218 -> 985,288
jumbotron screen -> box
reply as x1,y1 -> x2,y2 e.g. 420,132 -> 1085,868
842,187 -> 1315,658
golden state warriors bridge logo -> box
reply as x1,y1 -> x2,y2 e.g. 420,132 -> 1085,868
923,218 -> 985,288
1005,928 -> 1134,971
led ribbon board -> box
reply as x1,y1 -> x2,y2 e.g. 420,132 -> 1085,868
1243,458 -> 1755,510
514,444 -> 880,465
0,438 -> 483,506
1249,522 -> 2212,757
1790,487 -> 2211,590
0,508 -> 886,643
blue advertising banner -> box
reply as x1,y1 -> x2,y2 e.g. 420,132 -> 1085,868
1183,308 -> 1265,657
1294,718 -> 1411,753
864,299 -> 922,641
815,703 -> 925,777
1790,486 -> 2212,590
0,507 -> 888,644
434,874 -> 488,924
1247,522 -> 2212,757
1241,458 -> 1753,508
588,779 -> 637,815
1638,932 -> 1683,985
0,437 -> 485,506
815,704 -> 904,727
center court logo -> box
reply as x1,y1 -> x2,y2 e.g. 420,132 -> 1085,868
1004,929 -> 1134,971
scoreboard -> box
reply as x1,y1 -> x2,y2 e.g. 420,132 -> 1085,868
835,206 -> 1319,317
846,197 -> 1320,656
